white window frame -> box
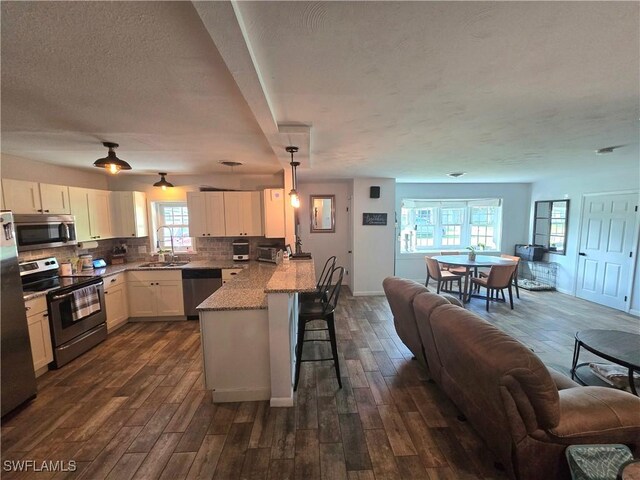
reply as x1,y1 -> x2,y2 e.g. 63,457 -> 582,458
399,198 -> 502,255
151,201 -> 195,253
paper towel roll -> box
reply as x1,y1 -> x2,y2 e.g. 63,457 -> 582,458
77,241 -> 99,249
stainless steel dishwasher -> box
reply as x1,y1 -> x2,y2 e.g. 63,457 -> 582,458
182,269 -> 222,319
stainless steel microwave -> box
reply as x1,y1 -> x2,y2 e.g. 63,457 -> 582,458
13,214 -> 77,252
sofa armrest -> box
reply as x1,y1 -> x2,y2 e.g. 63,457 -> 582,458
548,368 -> 581,390
546,387 -> 640,443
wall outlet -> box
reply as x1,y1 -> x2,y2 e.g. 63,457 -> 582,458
138,245 -> 147,254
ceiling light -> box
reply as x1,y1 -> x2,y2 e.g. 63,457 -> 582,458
595,145 -> 624,155
447,172 -> 466,178
153,172 -> 174,191
286,146 -> 300,208
93,142 -> 132,174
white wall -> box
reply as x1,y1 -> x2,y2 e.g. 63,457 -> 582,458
297,181 -> 352,288
352,178 -> 396,295
1,154 -> 109,189
530,166 -> 640,313
395,183 -> 532,282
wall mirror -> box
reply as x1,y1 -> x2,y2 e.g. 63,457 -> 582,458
533,199 -> 569,255
310,195 -> 335,233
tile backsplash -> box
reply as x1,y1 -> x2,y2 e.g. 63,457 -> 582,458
17,236 -> 284,265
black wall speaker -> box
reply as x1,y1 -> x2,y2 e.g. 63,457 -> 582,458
370,186 -> 380,198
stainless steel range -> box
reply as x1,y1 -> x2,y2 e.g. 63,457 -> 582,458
20,257 -> 107,368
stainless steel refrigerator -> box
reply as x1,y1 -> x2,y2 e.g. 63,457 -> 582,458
1,211 -> 37,416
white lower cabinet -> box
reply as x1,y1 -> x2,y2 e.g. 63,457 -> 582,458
127,270 -> 184,318
24,297 -> 53,375
104,273 -> 128,332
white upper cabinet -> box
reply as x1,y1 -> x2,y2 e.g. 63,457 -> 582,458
39,183 -> 71,214
224,191 -> 263,237
2,179 -> 70,214
69,187 -> 113,241
69,187 -> 92,242
111,191 -> 148,238
187,191 -> 225,237
263,189 -> 285,238
87,189 -> 113,240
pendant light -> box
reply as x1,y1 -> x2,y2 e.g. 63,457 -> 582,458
286,146 -> 300,208
93,142 -> 132,174
153,172 -> 174,191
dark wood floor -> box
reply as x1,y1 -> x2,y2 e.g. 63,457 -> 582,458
2,288 -> 638,479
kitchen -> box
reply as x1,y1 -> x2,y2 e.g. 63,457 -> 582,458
1,171 -> 315,418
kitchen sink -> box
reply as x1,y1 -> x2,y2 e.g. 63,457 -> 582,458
138,261 -> 190,268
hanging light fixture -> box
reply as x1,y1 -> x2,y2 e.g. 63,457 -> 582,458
286,146 -> 300,208
153,172 -> 174,191
93,142 -> 132,174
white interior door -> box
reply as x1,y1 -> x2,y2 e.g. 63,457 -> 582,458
576,193 -> 639,310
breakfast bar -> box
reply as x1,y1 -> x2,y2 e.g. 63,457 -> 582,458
197,260 -> 316,406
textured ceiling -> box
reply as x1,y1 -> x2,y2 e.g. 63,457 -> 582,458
1,1 -> 638,182
1,1 -> 278,175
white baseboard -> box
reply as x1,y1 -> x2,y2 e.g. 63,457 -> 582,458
630,308 -> 640,317
555,287 -> 573,295
352,291 -> 385,297
211,387 -> 270,403
270,396 -> 294,407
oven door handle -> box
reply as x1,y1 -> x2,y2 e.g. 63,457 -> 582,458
50,281 -> 104,301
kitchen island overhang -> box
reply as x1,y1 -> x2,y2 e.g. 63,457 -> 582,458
197,260 -> 316,407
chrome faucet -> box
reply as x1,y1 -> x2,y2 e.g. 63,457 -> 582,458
156,226 -> 175,262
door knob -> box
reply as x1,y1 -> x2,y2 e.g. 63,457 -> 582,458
579,252 -> 586,256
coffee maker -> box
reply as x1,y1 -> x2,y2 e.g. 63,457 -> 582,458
232,239 -> 250,261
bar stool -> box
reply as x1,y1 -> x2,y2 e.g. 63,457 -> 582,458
299,256 -> 336,303
294,266 -> 344,391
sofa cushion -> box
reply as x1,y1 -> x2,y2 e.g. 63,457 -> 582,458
428,304 -> 560,430
383,277 -> 429,363
545,387 -> 640,443
412,291 -> 452,383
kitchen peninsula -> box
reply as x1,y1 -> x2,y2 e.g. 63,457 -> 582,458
197,259 -> 316,406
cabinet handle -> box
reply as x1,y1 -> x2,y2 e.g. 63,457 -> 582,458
25,306 -> 31,311
131,233 -> 135,236
43,313 -> 48,318
202,234 -> 205,236
110,278 -> 116,283
37,209 -> 43,213
104,291 -> 109,295
44,209 -> 50,213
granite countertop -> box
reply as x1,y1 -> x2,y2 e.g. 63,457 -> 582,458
22,260 -> 249,301
197,262 -> 277,311
265,259 -> 317,293
197,259 -> 317,312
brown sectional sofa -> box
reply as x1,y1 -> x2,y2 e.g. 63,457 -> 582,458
383,276 -> 640,480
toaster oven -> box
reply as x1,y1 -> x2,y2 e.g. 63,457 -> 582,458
256,246 -> 281,264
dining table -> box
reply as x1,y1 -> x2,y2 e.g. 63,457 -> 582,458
431,254 -> 517,303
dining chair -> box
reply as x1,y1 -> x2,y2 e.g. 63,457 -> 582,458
478,254 -> 520,299
299,255 -> 336,303
440,251 -> 467,275
425,256 -> 462,299
294,266 -> 345,391
471,263 -> 518,311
